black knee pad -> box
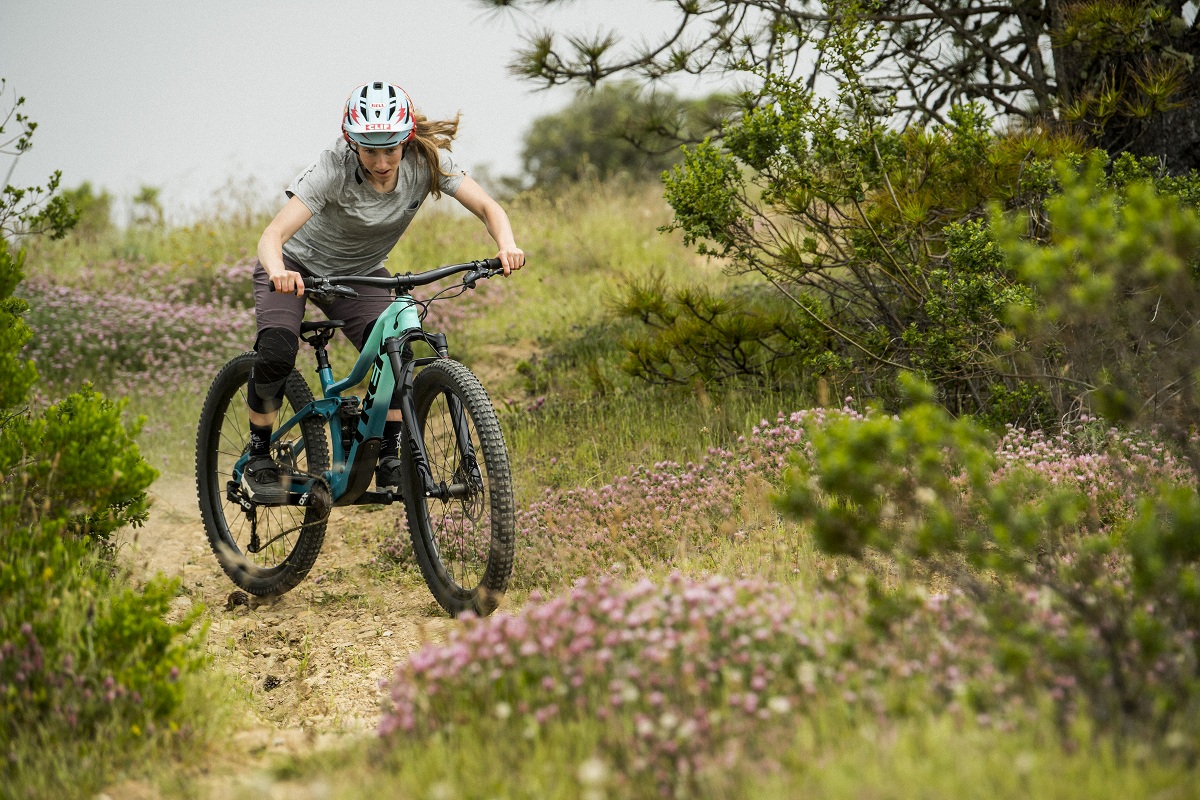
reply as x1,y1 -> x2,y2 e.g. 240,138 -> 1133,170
249,328 -> 299,413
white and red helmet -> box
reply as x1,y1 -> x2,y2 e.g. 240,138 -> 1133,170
342,82 -> 415,149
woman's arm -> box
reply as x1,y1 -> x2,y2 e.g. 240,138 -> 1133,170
257,195 -> 314,295
452,176 -> 525,276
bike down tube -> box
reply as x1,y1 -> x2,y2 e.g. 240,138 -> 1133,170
314,296 -> 423,503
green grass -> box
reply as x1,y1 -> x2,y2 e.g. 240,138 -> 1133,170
232,706 -> 1200,800
4,669 -> 239,800
504,384 -> 806,502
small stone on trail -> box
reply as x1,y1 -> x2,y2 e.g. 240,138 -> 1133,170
225,590 -> 250,611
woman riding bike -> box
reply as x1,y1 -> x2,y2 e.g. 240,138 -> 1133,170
245,81 -> 524,504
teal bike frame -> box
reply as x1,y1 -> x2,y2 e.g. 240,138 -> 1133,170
230,258 -> 498,510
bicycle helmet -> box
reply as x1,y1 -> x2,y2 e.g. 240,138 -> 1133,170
342,82 -> 416,149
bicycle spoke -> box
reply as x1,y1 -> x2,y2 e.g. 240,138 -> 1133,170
199,354 -> 329,593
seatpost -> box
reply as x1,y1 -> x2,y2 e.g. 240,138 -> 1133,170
312,340 -> 331,373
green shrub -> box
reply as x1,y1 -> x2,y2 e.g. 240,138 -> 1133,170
993,152 -> 1200,466
0,386 -> 158,541
1,522 -> 205,761
0,154 -> 208,790
614,271 -> 836,389
0,238 -> 36,408
661,35 -> 1085,421
776,378 -> 1200,748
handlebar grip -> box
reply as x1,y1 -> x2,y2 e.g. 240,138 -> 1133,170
267,278 -> 310,293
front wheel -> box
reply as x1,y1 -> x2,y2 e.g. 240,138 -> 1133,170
195,352 -> 331,596
401,359 -> 516,616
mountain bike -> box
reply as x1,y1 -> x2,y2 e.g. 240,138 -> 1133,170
195,258 -> 515,617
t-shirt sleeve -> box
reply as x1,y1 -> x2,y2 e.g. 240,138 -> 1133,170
437,149 -> 466,196
286,150 -> 340,215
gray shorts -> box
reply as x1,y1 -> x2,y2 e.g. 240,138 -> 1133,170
252,256 -> 396,351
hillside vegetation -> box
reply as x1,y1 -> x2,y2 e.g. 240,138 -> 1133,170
3,168 -> 1198,797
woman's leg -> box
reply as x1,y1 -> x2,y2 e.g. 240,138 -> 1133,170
244,259 -> 307,500
249,258 -> 308,426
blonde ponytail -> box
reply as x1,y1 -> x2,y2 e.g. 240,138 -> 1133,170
409,110 -> 461,199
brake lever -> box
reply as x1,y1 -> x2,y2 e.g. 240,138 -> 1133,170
308,282 -> 359,300
463,262 -> 504,289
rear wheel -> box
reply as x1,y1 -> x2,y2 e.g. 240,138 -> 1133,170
401,359 -> 515,616
196,352 -> 330,596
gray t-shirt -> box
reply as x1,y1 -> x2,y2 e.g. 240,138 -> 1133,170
282,138 -> 466,276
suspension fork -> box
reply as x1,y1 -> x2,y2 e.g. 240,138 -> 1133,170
446,391 -> 483,490
385,338 -> 481,500
422,332 -> 481,481
386,338 -> 434,497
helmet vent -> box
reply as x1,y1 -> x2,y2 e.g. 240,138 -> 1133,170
373,82 -> 384,89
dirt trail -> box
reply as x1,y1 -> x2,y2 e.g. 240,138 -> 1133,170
114,472 -> 456,786
103,343 -> 535,796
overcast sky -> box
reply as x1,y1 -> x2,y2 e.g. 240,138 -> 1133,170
1,0 -> 695,222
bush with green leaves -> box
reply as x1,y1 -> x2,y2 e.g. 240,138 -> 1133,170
1,525 -> 205,776
614,271 -> 836,388
1,235 -> 208,789
1,94 -> 208,789
992,151 -> 1200,467
776,377 -> 1199,748
647,9 -> 1084,417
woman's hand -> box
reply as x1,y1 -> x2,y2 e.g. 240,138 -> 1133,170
268,267 -> 306,296
496,246 -> 526,277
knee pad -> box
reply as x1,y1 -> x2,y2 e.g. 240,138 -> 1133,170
249,328 -> 299,413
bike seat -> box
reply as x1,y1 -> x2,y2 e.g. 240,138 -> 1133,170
300,320 -> 346,333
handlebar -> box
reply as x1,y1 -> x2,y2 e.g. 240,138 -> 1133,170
268,257 -> 506,296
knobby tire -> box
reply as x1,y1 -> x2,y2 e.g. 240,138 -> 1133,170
401,359 -> 516,616
196,352 -> 331,596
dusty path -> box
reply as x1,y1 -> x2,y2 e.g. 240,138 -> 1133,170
103,344 -> 534,796
112,472 -> 457,792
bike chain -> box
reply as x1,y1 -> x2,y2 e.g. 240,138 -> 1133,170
245,476 -> 333,554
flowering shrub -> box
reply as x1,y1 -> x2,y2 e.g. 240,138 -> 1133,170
380,572 -> 1016,794
20,258 -> 511,402
494,408 -> 850,588
0,519 -> 207,781
380,395 -> 1195,591
47,257 -> 257,309
778,379 -> 1200,747
378,385 -> 1200,789
19,269 -> 255,399
995,417 -> 1191,523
